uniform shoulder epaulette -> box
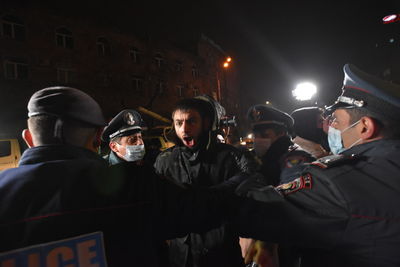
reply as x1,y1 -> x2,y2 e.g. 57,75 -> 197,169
310,153 -> 358,169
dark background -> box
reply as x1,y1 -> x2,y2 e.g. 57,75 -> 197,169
14,0 -> 400,112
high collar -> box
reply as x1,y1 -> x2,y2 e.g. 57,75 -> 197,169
342,139 -> 400,157
107,150 -> 126,165
262,135 -> 293,161
19,144 -> 104,165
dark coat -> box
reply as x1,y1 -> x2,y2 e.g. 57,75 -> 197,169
235,139 -> 400,267
259,135 -> 313,186
0,145 -> 238,267
154,142 -> 254,267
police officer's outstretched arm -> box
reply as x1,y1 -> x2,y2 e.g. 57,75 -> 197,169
233,168 -> 349,248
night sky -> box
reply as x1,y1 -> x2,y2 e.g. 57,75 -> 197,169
184,0 -> 400,111
21,0 -> 400,112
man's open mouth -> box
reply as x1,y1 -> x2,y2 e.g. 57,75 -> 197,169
183,136 -> 195,147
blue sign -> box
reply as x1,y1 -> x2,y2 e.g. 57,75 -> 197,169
0,232 -> 107,267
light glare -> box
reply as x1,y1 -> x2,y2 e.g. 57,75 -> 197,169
292,82 -> 317,101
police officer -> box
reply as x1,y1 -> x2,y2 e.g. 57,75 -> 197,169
240,107 -> 314,267
0,87 -> 242,267
235,64 -> 400,267
246,104 -> 313,186
102,109 -> 146,165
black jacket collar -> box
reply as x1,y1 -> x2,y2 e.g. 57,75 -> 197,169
19,145 -> 104,165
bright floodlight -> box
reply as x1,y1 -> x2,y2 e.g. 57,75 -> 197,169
292,82 -> 317,101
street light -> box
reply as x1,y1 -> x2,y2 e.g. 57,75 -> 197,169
217,57 -> 232,101
292,82 -> 317,101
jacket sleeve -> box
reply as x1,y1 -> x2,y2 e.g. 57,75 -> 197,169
106,162 -> 239,241
233,168 -> 349,249
153,150 -> 172,176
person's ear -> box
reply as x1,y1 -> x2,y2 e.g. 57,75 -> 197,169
109,141 -> 119,153
22,129 -> 34,148
359,117 -> 380,140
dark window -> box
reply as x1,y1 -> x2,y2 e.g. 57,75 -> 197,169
1,15 -> 25,41
156,79 -> 165,95
193,86 -> 199,96
55,27 -> 73,49
132,76 -> 144,95
154,53 -> 164,68
175,61 -> 183,72
129,47 -> 141,64
0,141 -> 11,157
176,84 -> 184,97
192,65 -> 199,79
4,60 -> 28,80
57,68 -> 77,84
97,37 -> 111,56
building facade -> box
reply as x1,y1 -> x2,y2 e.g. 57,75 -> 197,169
0,3 -> 239,138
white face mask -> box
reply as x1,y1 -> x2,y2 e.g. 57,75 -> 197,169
253,138 -> 272,157
123,144 -> 146,162
328,119 -> 361,155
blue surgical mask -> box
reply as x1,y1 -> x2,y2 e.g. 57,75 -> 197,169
123,144 -> 146,162
328,120 -> 361,155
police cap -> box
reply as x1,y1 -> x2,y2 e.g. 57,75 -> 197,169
28,86 -> 106,126
101,109 -> 144,142
247,104 -> 294,131
326,64 -> 400,120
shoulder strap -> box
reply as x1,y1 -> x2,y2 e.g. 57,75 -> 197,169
310,153 -> 358,169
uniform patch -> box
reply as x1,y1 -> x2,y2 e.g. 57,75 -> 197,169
276,174 -> 312,195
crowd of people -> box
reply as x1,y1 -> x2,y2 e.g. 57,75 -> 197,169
0,63 -> 399,267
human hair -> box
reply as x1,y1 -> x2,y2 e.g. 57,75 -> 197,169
345,108 -> 400,139
110,136 -> 122,144
28,115 -> 98,147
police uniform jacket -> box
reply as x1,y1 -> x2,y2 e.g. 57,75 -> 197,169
235,139 -> 400,267
0,145 -> 238,267
258,135 -> 313,186
279,145 -> 315,184
103,150 -> 125,165
154,142 -> 254,267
